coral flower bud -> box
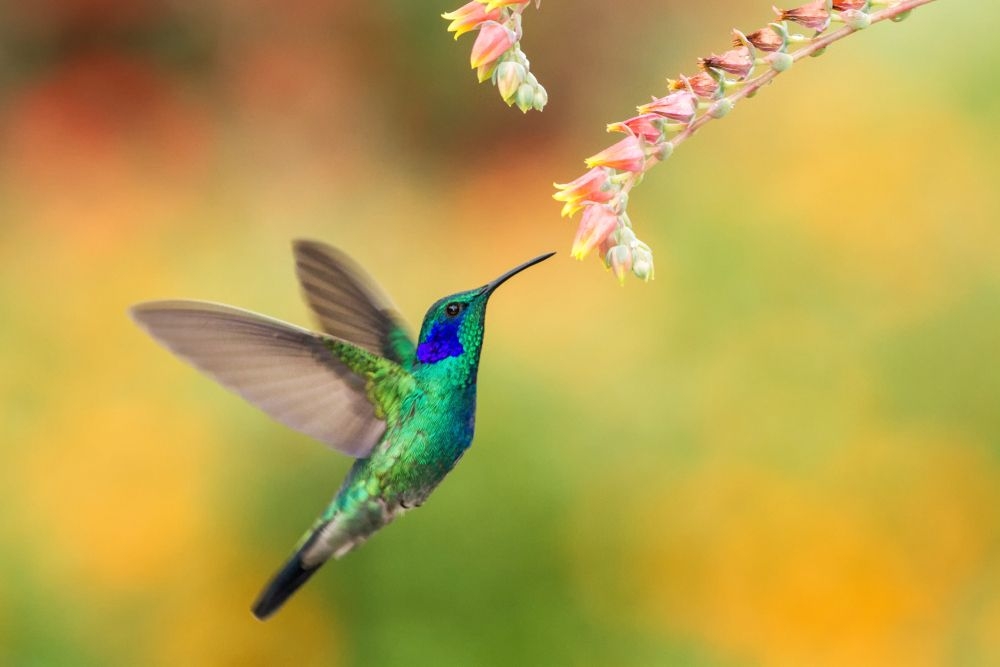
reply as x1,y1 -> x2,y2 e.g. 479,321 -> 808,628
741,26 -> 785,52
607,114 -> 664,143
584,136 -> 646,173
637,91 -> 697,123
571,204 -> 620,260
495,60 -> 527,103
470,21 -> 516,69
442,2 -> 502,40
698,47 -> 753,79
776,1 -> 832,33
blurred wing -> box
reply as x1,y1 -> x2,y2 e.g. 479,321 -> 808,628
130,300 -> 387,458
293,240 -> 416,367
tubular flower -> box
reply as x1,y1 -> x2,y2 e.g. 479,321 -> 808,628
553,167 -> 615,217
637,91 -> 698,123
571,204 -> 619,260
741,26 -> 785,51
606,114 -> 665,143
442,2 -> 502,40
669,72 -> 721,99
698,47 -> 753,79
777,0 -> 833,32
585,136 -> 646,173
470,21 -> 516,69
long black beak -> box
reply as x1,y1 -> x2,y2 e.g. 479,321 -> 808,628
482,251 -> 556,296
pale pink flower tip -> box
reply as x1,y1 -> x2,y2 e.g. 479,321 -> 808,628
469,21 -> 516,69
584,136 -> 646,173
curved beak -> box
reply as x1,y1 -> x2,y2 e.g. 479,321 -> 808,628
482,251 -> 556,296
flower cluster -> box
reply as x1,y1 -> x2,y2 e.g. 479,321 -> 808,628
442,1 -> 547,112
553,0 -> 934,283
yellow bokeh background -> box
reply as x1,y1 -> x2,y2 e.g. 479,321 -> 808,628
2,1 -> 998,665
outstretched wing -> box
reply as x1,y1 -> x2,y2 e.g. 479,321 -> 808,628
292,240 -> 416,367
130,300 -> 394,458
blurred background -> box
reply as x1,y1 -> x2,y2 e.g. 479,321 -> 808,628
2,1 -> 998,665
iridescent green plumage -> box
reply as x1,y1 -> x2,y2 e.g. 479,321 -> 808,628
130,241 -> 553,620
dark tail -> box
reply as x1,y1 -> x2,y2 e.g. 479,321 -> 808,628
251,524 -> 330,621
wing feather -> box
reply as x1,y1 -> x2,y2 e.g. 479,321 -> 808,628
130,300 -> 387,458
293,240 -> 416,366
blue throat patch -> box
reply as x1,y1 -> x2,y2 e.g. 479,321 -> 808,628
416,319 -> 464,364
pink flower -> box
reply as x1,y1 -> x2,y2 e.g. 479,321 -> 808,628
470,21 -> 516,69
637,91 -> 697,123
669,72 -> 720,99
698,47 -> 753,79
552,167 -> 614,202
584,136 -> 646,172
442,2 -> 502,40
741,26 -> 785,52
553,167 -> 615,217
606,114 -> 665,143
571,204 -> 620,260
776,1 -> 832,32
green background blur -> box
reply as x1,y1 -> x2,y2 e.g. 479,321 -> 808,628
2,1 -> 998,665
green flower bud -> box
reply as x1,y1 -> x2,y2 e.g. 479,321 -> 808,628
840,10 -> 871,30
514,83 -> 535,113
631,246 -> 655,281
496,61 -> 527,104
709,98 -> 734,118
532,83 -> 548,111
769,51 -> 793,73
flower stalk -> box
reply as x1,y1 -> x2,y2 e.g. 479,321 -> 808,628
442,1 -> 547,112
553,0 -> 939,283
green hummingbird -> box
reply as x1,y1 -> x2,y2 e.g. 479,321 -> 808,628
130,240 -> 554,620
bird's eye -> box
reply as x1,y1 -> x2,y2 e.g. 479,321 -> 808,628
445,302 -> 463,317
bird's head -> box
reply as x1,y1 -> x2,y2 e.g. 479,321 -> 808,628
415,252 -> 554,367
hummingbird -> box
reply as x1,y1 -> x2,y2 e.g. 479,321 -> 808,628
130,240 -> 554,620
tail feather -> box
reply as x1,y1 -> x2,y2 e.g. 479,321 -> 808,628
251,521 -> 333,621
